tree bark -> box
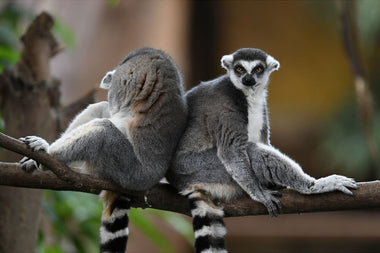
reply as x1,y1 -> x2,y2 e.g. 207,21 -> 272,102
0,162 -> 379,218
0,12 -> 63,252
0,132 -> 379,218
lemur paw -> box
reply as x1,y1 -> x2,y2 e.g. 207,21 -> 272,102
19,136 -> 49,172
311,174 -> 357,195
19,156 -> 48,172
251,189 -> 282,217
20,136 -> 49,152
19,156 -> 39,172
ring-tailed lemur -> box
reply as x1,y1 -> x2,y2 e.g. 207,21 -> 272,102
166,48 -> 357,253
20,47 -> 188,253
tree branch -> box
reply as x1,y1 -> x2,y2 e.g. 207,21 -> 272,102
0,132 -> 379,217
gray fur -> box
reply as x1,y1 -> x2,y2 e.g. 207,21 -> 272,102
167,48 -> 357,220
21,47 -> 187,253
20,47 -> 187,191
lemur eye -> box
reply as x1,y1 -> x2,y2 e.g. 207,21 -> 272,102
255,66 -> 264,73
235,65 -> 244,73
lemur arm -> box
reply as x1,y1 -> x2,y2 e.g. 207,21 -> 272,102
211,112 -> 281,216
248,142 -> 357,195
64,101 -> 110,135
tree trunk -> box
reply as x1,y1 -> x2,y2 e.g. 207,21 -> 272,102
0,12 -> 62,252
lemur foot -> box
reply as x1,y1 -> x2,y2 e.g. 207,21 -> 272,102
19,136 -> 49,172
251,189 -> 282,217
310,174 -> 357,195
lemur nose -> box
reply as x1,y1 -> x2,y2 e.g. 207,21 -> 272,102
242,75 -> 256,86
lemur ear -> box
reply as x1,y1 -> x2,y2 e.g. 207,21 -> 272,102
100,69 -> 116,90
266,55 -> 280,72
221,54 -> 233,70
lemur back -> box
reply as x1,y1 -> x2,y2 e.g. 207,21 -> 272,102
21,47 -> 187,253
167,48 -> 356,253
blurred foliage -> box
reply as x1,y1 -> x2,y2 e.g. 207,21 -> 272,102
316,0 -> 380,180
131,208 -> 194,252
37,191 -> 103,253
106,0 -> 120,7
0,3 -> 32,73
52,19 -> 76,49
0,2 -> 75,75
319,104 -> 380,180
357,0 -> 380,52
37,191 -> 193,253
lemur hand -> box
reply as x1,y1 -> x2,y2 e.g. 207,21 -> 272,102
19,136 -> 49,172
250,188 -> 282,217
310,175 -> 357,195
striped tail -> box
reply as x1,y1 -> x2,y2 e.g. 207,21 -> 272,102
188,191 -> 227,253
100,191 -> 131,253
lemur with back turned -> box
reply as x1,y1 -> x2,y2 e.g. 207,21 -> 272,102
20,47 -> 187,253
167,48 -> 357,253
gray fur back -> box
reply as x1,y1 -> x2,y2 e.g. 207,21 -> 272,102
168,75 -> 247,191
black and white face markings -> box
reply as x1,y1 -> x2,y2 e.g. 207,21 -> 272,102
233,60 -> 266,87
221,48 -> 280,93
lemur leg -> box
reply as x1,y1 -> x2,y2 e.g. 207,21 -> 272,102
248,143 -> 357,195
218,148 -> 281,217
100,191 -> 130,253
187,191 -> 227,253
20,102 -> 110,171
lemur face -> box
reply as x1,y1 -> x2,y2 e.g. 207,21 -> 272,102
221,48 -> 279,92
233,60 -> 266,87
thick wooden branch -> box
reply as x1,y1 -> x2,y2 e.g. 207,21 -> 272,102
1,162 -> 379,217
0,132 -> 379,217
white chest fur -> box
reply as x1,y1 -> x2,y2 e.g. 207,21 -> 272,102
109,111 -> 134,142
246,90 -> 265,143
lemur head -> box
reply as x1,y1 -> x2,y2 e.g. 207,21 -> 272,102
99,47 -> 182,114
221,48 -> 279,93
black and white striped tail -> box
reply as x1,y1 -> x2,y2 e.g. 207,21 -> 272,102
100,194 -> 131,253
188,191 -> 227,253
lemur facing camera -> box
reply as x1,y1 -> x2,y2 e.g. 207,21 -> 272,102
20,48 -> 187,253
167,48 -> 357,253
